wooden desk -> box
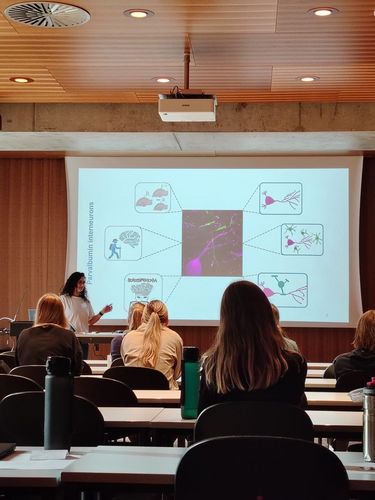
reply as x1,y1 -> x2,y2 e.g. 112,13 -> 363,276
306,391 -> 361,410
305,378 -> 335,390
134,390 -> 181,407
306,369 -> 325,378
307,362 -> 331,370
76,333 -> 117,344
61,447 -> 375,497
99,407 -> 164,429
148,407 -> 364,440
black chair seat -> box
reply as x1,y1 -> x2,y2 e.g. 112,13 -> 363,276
103,366 -> 169,389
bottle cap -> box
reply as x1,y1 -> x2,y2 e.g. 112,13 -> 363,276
183,346 -> 199,362
46,356 -> 71,376
366,377 -> 375,388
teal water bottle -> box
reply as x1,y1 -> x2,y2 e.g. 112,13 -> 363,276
181,346 -> 200,419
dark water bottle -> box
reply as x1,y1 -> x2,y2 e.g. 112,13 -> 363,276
44,356 -> 73,450
181,346 -> 200,419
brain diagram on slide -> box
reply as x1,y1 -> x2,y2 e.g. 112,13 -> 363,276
99,174 -> 331,318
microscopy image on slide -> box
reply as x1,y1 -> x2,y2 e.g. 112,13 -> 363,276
182,210 -> 243,277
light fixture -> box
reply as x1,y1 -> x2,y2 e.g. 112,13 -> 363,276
297,76 -> 320,82
308,7 -> 339,17
123,9 -> 154,18
153,77 -> 175,84
10,76 -> 34,83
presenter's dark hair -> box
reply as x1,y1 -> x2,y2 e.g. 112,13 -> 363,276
61,272 -> 88,301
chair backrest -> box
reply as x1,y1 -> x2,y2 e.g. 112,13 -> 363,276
175,436 -> 349,500
0,373 -> 43,401
103,366 -> 169,389
0,352 -> 16,370
10,365 -> 47,388
74,375 -> 138,406
0,391 -> 105,446
335,370 -> 373,392
81,360 -> 92,375
111,357 -> 124,368
194,401 -> 315,442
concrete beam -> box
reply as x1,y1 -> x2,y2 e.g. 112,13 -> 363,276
1,102 -> 375,132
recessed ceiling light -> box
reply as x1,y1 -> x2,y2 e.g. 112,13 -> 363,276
308,7 -> 339,17
297,76 -> 320,82
10,76 -> 34,83
154,77 -> 174,84
123,9 -> 154,18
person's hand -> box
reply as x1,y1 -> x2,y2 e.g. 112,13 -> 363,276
100,304 -> 113,315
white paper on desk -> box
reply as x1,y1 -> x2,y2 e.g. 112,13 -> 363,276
31,449 -> 68,460
0,451 -> 77,470
349,388 -> 363,402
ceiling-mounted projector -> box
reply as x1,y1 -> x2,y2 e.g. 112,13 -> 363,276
158,92 -> 217,122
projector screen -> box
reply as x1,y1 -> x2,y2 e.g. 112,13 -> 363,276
65,156 -> 363,327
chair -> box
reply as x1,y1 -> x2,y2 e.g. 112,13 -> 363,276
103,366 -> 169,389
0,391 -> 105,446
10,365 -> 47,388
111,357 -> 124,368
0,373 -> 43,401
175,436 -> 350,500
74,375 -> 138,406
81,360 -> 92,374
194,401 -> 314,443
0,352 -> 16,370
335,370 -> 373,392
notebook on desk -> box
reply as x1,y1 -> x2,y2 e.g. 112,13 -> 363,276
0,443 -> 16,459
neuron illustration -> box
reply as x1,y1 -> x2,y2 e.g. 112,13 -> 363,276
182,210 -> 243,277
262,190 -> 300,210
259,274 -> 308,305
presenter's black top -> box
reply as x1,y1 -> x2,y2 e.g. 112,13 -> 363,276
15,324 -> 83,375
332,349 -> 375,380
198,352 -> 307,414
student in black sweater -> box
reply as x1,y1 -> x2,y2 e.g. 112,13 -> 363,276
198,280 -> 307,414
15,293 -> 83,375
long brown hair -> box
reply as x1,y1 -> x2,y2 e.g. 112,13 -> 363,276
353,310 -> 375,350
204,280 -> 289,393
139,300 -> 168,368
34,293 -> 69,329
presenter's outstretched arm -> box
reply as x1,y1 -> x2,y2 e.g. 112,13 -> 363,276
89,303 -> 113,326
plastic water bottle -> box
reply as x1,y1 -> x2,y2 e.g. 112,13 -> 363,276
363,377 -> 375,461
181,346 -> 200,419
44,356 -> 73,450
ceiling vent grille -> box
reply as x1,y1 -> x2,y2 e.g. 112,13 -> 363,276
4,2 -> 90,28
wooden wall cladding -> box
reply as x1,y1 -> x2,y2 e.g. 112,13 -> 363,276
1,157 -> 374,362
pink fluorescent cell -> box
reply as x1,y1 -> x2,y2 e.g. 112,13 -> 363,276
264,195 -> 275,206
262,287 -> 275,298
286,238 -> 295,246
186,258 -> 202,276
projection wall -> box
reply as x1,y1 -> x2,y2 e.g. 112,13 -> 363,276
65,156 -> 363,327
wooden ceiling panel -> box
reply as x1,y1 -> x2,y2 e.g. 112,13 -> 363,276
0,0 -> 375,102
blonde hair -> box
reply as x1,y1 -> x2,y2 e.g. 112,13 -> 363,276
34,293 -> 69,329
204,281 -> 289,393
138,300 -> 168,368
128,302 -> 145,331
353,310 -> 375,351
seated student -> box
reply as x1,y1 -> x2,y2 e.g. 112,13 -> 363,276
327,309 -> 375,380
15,293 -> 83,375
271,303 -> 300,353
198,280 -> 307,413
110,302 -> 145,362
120,300 -> 183,390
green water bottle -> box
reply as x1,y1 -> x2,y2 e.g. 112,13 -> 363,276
181,346 -> 200,419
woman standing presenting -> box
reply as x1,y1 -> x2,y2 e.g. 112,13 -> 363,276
60,272 -> 112,357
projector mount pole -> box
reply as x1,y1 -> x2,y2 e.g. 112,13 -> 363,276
184,50 -> 190,90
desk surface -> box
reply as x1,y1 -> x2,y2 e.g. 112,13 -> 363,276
99,406 -> 164,428
305,378 -> 335,390
61,447 -> 375,494
147,407 -> 363,436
